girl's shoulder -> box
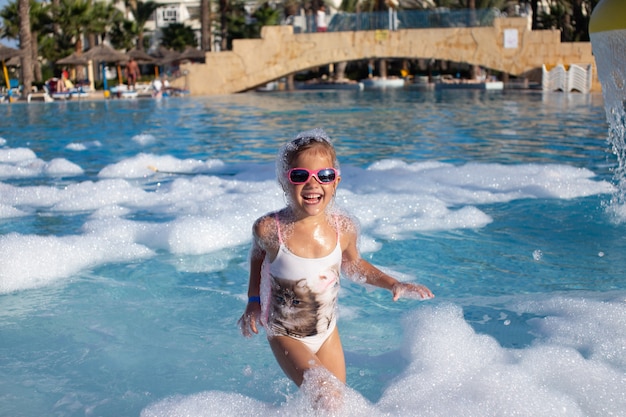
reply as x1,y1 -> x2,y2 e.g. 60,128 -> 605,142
253,210 -> 287,252
331,210 -> 359,238
253,210 -> 280,239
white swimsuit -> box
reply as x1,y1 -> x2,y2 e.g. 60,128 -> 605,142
259,215 -> 341,353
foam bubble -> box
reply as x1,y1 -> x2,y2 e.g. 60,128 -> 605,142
0,233 -> 153,293
0,147 -> 37,163
98,154 -> 226,179
377,301 -> 626,416
43,158 -> 83,177
139,298 -> 626,416
66,142 -> 88,151
66,140 -> 102,151
0,204 -> 27,218
133,133 -> 157,146
140,391 -> 275,417
0,152 -> 614,293
0,147 -> 83,178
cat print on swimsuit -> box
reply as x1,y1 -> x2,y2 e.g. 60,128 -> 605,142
268,266 -> 340,339
317,267 -> 339,290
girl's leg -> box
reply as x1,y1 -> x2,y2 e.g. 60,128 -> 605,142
269,336 -> 321,386
316,327 -> 346,383
268,327 -> 346,386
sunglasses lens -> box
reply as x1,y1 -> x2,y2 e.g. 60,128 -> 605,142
317,169 -> 336,183
289,169 -> 310,184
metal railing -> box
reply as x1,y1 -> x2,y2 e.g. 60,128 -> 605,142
322,8 -> 502,32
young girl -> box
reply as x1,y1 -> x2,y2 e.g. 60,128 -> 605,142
238,128 -> 433,405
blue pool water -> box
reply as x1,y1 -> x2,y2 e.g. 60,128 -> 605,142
0,90 -> 624,416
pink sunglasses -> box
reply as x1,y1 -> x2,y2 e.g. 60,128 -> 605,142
287,167 -> 338,185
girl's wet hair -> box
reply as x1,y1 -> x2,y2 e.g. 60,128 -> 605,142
276,128 -> 340,190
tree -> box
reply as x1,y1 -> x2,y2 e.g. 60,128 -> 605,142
111,0 -> 158,50
248,3 -> 280,36
86,1 -> 124,50
53,0 -> 92,56
109,19 -> 136,50
1,0 -> 52,82
224,1 -> 279,49
219,0 -> 228,50
160,22 -> 197,51
200,0 -> 211,51
18,0 -> 33,97
127,0 -> 159,50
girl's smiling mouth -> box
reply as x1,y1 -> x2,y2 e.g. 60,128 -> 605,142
303,193 -> 323,204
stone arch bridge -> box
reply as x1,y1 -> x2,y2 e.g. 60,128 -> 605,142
175,17 -> 597,96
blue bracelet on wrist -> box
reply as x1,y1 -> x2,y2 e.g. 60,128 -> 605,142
248,296 -> 261,303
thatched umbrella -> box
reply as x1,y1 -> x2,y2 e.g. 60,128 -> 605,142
57,51 -> 88,66
0,44 -> 22,90
149,46 -> 181,77
127,48 -> 155,64
150,45 -> 179,62
83,44 -> 128,63
83,44 -> 128,88
178,46 -> 206,63
56,52 -> 93,91
151,46 -> 181,65
5,55 -> 20,67
0,44 -> 21,61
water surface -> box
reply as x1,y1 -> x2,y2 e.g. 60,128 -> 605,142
0,89 -> 624,416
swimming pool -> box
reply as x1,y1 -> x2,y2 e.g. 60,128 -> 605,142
0,89 -> 624,416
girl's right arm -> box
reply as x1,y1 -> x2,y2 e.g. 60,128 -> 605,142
239,219 -> 266,337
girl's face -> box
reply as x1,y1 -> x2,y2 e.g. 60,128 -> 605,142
286,148 -> 340,219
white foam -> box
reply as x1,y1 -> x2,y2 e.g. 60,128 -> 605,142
66,140 -> 102,151
0,203 -> 27,218
140,297 -> 626,416
133,133 -> 157,146
380,300 -> 626,416
98,153 -> 227,179
0,147 -> 37,163
0,147 -> 83,178
0,152 -> 614,294
0,232 -> 153,293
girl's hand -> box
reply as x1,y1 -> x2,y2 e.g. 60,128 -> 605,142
392,282 -> 434,301
238,302 -> 262,337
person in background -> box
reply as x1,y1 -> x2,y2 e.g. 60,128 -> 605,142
151,77 -> 163,98
316,5 -> 327,32
126,58 -> 140,90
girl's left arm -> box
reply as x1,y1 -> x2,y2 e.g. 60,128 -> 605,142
340,219 -> 434,301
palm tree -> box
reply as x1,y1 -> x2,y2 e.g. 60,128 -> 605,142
127,0 -> 159,50
109,19 -> 136,51
1,0 -> 52,82
111,0 -> 155,51
219,0 -> 228,50
18,0 -> 33,97
161,22 -> 197,51
200,0 -> 211,51
54,0 -> 92,55
86,0 -> 124,49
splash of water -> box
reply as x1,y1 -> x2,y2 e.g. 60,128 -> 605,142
591,30 -> 626,220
